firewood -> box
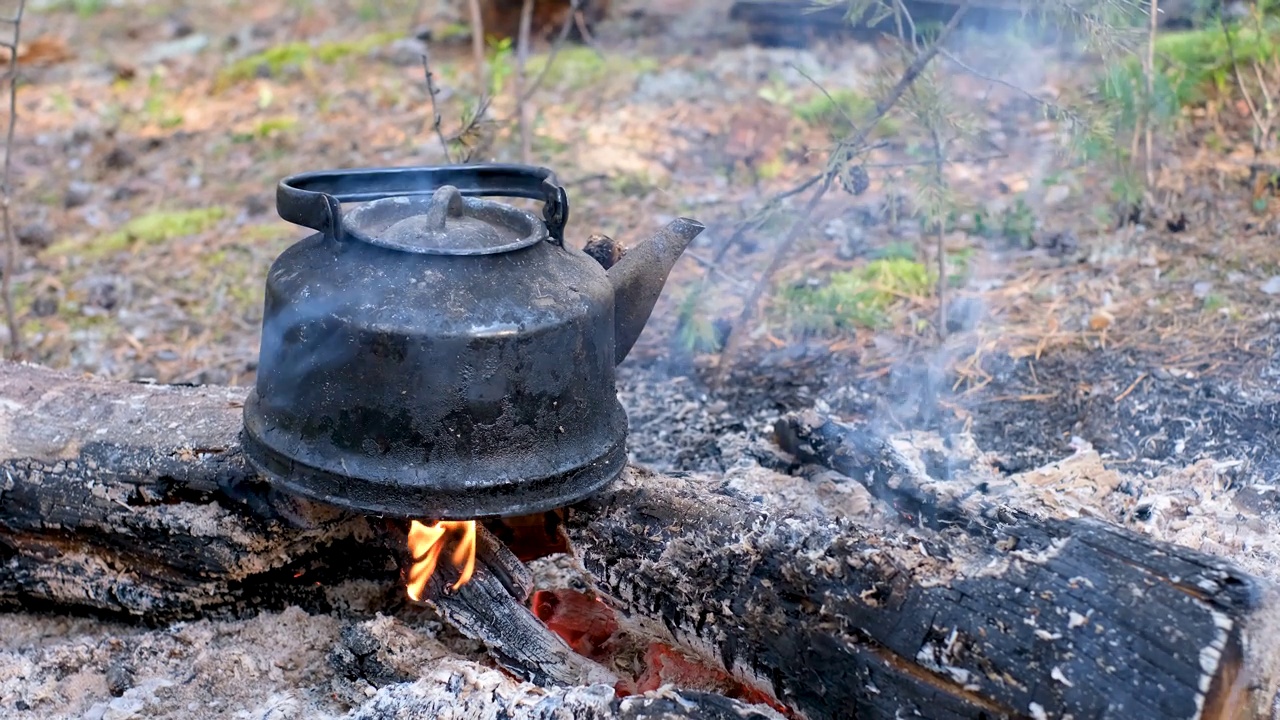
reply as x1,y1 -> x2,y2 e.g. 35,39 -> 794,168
0,360 -> 1277,719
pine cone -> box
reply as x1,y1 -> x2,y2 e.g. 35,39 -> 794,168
840,164 -> 870,196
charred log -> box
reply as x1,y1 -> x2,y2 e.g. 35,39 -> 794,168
565,468 -> 1280,719
421,523 -> 620,689
0,361 -> 398,621
0,361 -> 1277,719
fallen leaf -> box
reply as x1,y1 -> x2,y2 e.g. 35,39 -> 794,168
14,36 -> 73,66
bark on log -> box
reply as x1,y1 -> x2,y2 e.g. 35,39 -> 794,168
0,361 -> 1277,719
0,361 -> 394,620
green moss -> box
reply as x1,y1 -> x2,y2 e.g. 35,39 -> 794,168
756,157 -> 787,180
532,134 -> 570,155
194,232 -> 295,321
609,171 -> 653,198
47,207 -> 229,260
217,33 -> 398,88
794,89 -> 871,125
45,0 -> 105,16
1103,19 -> 1280,120
791,88 -> 902,138
524,47 -> 660,92
778,258 -> 935,334
231,116 -> 299,143
437,22 -> 471,41
1201,293 -> 1228,313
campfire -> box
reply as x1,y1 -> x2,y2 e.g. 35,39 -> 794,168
5,158 -> 1278,719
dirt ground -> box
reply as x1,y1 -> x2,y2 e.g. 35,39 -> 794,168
3,0 -> 1280,718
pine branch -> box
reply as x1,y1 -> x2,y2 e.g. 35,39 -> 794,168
712,0 -> 973,388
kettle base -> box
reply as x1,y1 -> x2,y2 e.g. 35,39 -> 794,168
239,425 -> 629,521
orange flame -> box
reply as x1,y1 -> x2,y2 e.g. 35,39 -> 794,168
406,520 -> 477,600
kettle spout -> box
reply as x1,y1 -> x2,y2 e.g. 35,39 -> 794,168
607,217 -> 705,364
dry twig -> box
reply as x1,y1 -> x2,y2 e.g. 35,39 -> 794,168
0,0 -> 23,359
421,49 -> 453,163
515,0 -> 535,163
467,0 -> 487,95
1144,0 -> 1158,185
520,0 -> 581,104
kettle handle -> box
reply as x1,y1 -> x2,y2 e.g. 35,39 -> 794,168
275,164 -> 570,245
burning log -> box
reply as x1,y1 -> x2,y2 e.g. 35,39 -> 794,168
411,521 -> 621,689
0,360 -> 1278,719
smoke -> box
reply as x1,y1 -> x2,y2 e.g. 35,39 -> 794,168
613,2 -> 1102,484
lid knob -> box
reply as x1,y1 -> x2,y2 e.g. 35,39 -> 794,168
423,185 -> 466,232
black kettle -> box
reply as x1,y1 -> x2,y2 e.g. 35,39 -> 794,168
241,164 -> 704,519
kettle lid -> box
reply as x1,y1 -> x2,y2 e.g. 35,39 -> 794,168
342,185 -> 547,256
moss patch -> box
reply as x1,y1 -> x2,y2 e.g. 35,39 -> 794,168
47,207 -> 230,261
217,33 -> 399,88
778,257 -> 935,334
772,87 -> 903,139
1103,18 -> 1280,121
523,47 -> 660,92
231,116 -> 300,143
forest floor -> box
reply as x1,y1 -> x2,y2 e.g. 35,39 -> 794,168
3,0 -> 1280,718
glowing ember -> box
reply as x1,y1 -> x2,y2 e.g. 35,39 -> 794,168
406,520 -> 477,600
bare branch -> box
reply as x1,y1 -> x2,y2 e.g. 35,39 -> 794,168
421,49 -> 453,163
520,0 -> 581,104
1,0 -> 23,359
466,0 -> 487,95
515,0 -> 535,163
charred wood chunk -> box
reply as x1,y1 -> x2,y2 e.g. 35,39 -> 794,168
565,469 -> 1280,720
773,409 -> 969,529
417,523 -> 617,689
